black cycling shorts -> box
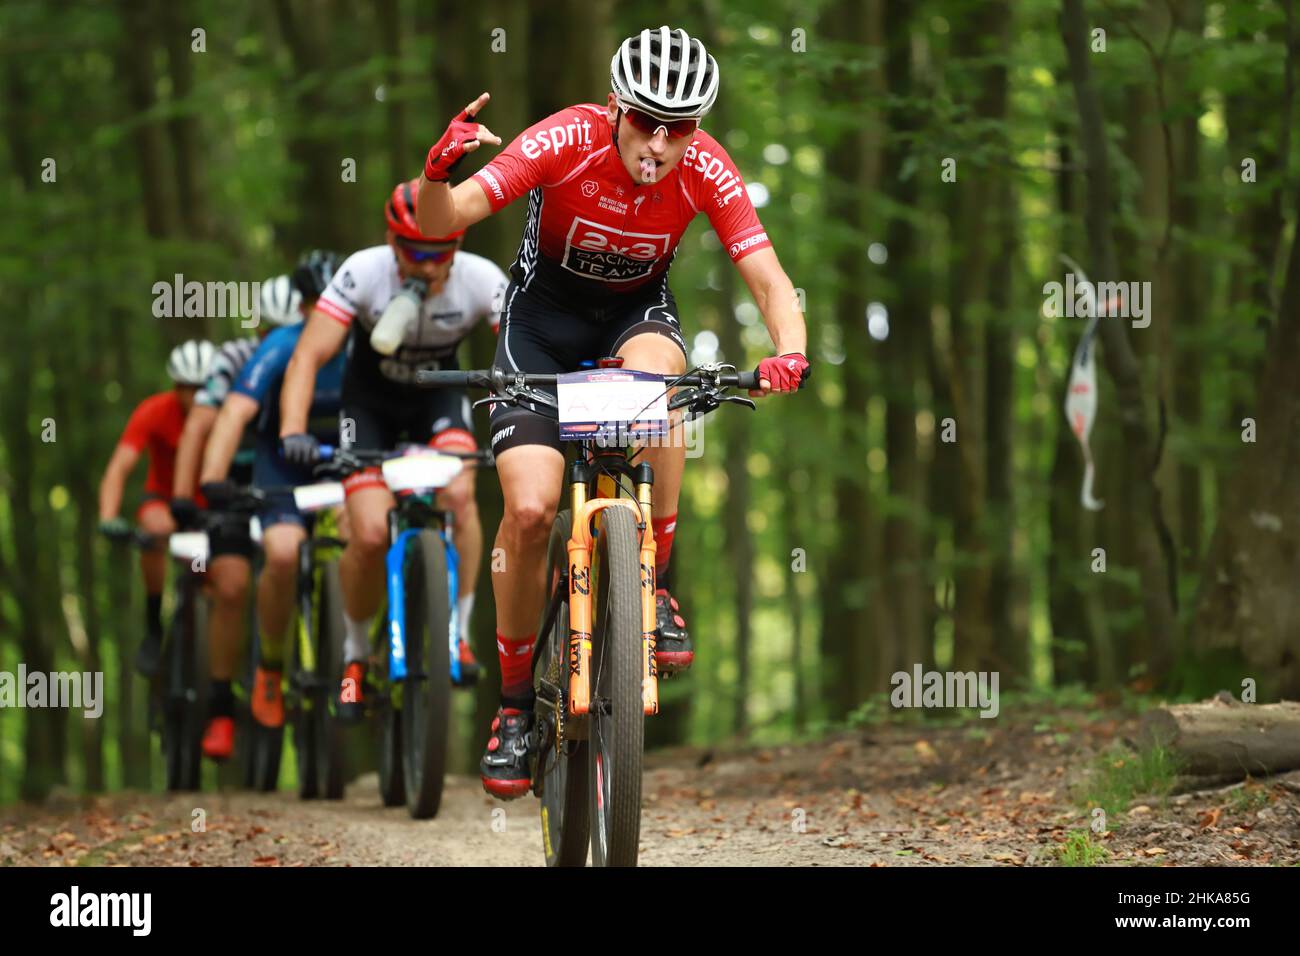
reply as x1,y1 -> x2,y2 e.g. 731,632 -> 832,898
207,460 -> 256,560
488,280 -> 687,456
340,383 -> 476,455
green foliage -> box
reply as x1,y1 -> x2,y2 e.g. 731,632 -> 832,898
1077,744 -> 1183,823
1057,829 -> 1110,867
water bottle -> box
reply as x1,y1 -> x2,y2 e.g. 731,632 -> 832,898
370,277 -> 428,355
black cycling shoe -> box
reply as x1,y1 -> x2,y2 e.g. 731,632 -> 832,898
479,702 -> 535,800
654,589 -> 694,675
134,632 -> 163,679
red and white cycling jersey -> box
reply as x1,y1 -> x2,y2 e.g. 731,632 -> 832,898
473,104 -> 771,303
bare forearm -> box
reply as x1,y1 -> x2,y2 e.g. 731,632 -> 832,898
173,407 -> 216,498
201,399 -> 257,485
417,176 -> 456,236
98,458 -> 129,520
755,275 -> 807,355
280,359 -> 316,437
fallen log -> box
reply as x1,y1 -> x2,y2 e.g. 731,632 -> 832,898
1138,697 -> 1300,779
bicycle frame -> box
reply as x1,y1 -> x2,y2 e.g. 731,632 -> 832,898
383,500 -> 460,685
564,450 -> 659,718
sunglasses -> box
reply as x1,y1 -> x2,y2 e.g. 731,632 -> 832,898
397,241 -> 456,263
618,102 -> 698,140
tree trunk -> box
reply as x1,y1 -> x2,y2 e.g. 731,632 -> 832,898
1193,182 -> 1300,696
882,0 -> 931,678
1139,698 -> 1300,778
815,0 -> 880,718
1060,0 -> 1177,681
376,0 -> 410,187
115,0 -> 176,240
273,0 -> 353,252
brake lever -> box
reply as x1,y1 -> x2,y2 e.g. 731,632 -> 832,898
720,395 -> 757,411
472,395 -> 513,410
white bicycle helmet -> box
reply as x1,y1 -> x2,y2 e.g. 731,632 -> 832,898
259,274 -> 303,327
610,26 -> 720,121
166,339 -> 216,386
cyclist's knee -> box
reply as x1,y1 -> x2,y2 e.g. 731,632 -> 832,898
502,496 -> 556,547
261,526 -> 302,574
438,474 -> 477,519
617,333 -> 687,376
138,504 -> 174,536
209,560 -> 250,606
348,510 -> 389,557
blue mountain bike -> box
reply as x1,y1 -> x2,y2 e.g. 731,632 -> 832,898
315,445 -> 484,819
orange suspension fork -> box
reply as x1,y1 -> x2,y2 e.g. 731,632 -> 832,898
566,485 -> 653,716
636,471 -> 659,716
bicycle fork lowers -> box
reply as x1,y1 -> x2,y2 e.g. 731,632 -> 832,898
564,453 -> 659,719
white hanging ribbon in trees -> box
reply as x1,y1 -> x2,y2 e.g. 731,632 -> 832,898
1060,254 -> 1104,511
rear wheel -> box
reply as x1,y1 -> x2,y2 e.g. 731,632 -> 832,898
250,722 -> 283,791
401,531 -> 451,819
586,506 -> 644,867
164,580 -> 208,793
535,510 -> 591,867
315,559 -> 347,800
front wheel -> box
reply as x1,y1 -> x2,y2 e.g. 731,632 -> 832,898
586,505 -> 645,867
535,510 -> 590,867
400,531 -> 452,819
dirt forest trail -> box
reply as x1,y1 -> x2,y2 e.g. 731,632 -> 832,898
3,707 -> 1298,866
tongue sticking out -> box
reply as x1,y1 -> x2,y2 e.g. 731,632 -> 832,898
639,158 -> 657,183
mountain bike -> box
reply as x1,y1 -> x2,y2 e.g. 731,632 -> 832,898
286,480 -> 349,800
216,484 -> 348,796
313,444 -> 487,818
102,524 -> 211,792
417,362 -> 757,866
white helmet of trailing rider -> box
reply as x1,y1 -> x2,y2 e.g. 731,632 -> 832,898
166,338 -> 216,386
610,26 -> 719,122
259,274 -> 302,327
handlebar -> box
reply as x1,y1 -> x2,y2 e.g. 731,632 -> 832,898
312,445 -> 494,479
416,366 -> 760,392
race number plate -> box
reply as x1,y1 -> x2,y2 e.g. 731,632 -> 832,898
293,481 -> 345,513
168,532 -> 209,563
556,369 -> 668,443
381,451 -> 464,493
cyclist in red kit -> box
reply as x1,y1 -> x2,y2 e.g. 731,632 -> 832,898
98,339 -> 215,677
417,26 -> 811,798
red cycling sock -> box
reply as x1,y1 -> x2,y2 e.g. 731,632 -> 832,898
496,631 -> 536,698
652,512 -> 677,589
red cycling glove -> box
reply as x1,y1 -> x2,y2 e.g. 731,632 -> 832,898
756,353 -> 811,392
424,110 -> 482,182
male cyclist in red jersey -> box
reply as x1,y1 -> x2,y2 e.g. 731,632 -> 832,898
416,26 -> 812,799
98,339 -> 215,677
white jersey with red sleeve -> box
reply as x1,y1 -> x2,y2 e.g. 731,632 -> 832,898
315,245 -> 507,391
472,103 -> 770,304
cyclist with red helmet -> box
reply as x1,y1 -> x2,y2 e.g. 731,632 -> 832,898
279,179 -> 508,715
416,26 -> 811,799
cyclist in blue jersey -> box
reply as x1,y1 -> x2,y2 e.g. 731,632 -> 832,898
195,257 -> 343,752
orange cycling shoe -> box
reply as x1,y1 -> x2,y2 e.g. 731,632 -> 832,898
454,639 -> 481,688
338,661 -> 367,723
251,666 -> 284,728
202,716 -> 234,760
